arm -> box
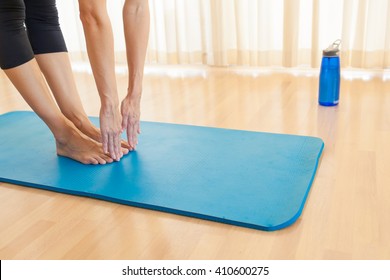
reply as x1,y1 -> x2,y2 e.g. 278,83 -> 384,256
121,0 -> 150,149
78,0 -> 123,160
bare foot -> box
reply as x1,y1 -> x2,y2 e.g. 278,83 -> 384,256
73,117 -> 131,156
55,123 -> 114,165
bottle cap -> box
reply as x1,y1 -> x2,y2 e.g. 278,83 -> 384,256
323,39 -> 341,57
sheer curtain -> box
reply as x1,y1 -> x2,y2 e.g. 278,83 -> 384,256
58,0 -> 390,69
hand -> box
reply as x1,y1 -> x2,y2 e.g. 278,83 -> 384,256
99,106 -> 123,161
121,94 -> 141,150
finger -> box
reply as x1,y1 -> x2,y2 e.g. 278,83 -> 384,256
113,133 -> 121,159
136,121 -> 140,144
102,131 -> 109,154
127,121 -> 134,149
133,121 -> 138,148
122,114 -> 128,132
129,119 -> 135,149
108,133 -> 116,161
117,115 -> 124,156
129,122 -> 136,149
123,116 -> 133,149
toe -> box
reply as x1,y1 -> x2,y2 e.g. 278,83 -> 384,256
103,154 -> 114,163
122,147 -> 129,155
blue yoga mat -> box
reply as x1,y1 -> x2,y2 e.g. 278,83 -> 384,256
0,111 -> 323,231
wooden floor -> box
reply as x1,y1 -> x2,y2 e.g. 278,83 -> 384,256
1,66 -> 390,260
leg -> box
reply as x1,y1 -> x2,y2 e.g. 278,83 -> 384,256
4,60 -> 114,165
78,0 -> 124,159
24,0 -> 129,155
24,0 -> 91,132
121,0 -> 150,149
0,1 -> 112,164
34,52 -> 102,143
35,53 -> 130,155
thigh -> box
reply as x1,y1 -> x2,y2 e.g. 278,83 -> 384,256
0,0 -> 35,70
23,0 -> 67,55
24,0 -> 60,29
0,0 -> 26,25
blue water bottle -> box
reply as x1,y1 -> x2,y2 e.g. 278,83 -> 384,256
319,40 -> 341,106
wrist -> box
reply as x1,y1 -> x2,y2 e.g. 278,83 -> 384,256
127,72 -> 143,98
100,96 -> 119,109
126,87 -> 142,100
100,102 -> 120,117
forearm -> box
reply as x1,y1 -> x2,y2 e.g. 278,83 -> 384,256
123,0 -> 150,98
79,3 -> 119,109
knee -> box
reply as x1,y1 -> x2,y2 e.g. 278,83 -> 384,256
79,4 -> 108,27
123,0 -> 149,15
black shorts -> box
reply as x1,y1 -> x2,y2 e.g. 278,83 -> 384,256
0,0 -> 67,69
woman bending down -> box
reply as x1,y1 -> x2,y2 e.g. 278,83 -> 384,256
0,0 -> 129,164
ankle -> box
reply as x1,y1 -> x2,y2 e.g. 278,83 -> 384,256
62,111 -> 86,130
52,118 -> 78,145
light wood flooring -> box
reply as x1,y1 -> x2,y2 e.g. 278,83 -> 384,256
1,66 -> 389,259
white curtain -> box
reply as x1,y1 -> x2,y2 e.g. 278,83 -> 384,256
58,0 -> 390,69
